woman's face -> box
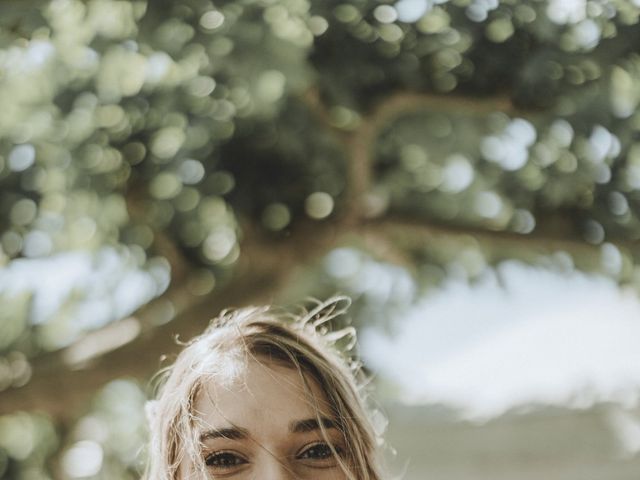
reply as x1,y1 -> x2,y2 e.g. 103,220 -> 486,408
181,358 -> 348,479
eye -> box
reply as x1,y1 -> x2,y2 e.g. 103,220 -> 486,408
296,441 -> 343,468
204,451 -> 248,470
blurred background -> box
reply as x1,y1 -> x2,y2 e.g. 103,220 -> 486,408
2,0 -> 640,478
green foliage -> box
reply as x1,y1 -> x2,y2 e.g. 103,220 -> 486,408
0,412 -> 57,479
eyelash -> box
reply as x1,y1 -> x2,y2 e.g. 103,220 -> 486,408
204,451 -> 248,469
297,442 -> 342,460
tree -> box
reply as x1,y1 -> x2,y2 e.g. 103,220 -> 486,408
1,0 -> 640,477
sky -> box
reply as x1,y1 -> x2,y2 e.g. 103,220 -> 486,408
0,248 -> 167,350
361,261 -> 640,420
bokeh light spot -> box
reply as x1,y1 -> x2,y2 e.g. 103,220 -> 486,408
395,0 -> 429,23
262,203 -> 291,231
178,159 -> 205,185
374,5 -> 399,24
187,269 -> 216,296
475,191 -> 502,218
440,154 -> 474,193
486,18 -> 514,43
601,242 -> 623,277
10,199 -> 37,227
512,209 -> 536,234
200,10 -> 225,30
305,192 -> 334,219
187,76 -> 216,97
208,171 -> 235,195
584,219 -> 605,244
203,227 -> 237,262
309,16 -> 329,36
256,70 -> 286,103
151,127 -> 186,160
8,145 -> 36,172
62,441 -> 103,478
1,232 -> 23,257
150,173 -> 182,200
334,4 -> 360,23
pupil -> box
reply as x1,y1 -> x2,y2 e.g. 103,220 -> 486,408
208,453 -> 238,466
310,445 -> 331,458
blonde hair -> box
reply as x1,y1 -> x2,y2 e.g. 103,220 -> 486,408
144,297 -> 385,480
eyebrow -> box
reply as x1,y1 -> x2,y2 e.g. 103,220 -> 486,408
290,417 -> 337,434
199,426 -> 249,442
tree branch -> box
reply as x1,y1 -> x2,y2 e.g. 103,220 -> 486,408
360,216 -> 626,273
303,89 -> 522,223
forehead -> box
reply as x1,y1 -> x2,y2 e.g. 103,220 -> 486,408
193,359 -> 333,432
